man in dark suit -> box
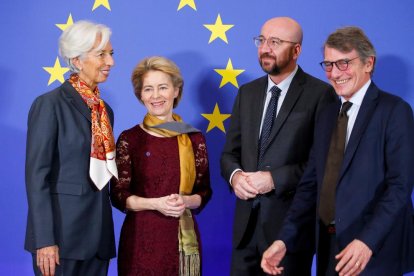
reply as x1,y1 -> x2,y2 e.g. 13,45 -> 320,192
220,17 -> 336,275
261,27 -> 414,276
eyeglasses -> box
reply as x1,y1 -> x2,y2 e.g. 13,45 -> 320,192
319,57 -> 359,72
253,36 -> 298,49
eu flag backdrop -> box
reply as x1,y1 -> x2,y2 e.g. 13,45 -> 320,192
1,0 -> 413,275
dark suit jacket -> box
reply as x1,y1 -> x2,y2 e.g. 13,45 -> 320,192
25,81 -> 116,260
279,82 -> 414,274
221,67 -> 337,249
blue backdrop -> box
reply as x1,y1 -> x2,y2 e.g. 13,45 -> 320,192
1,0 -> 413,275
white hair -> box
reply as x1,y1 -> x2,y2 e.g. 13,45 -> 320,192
58,20 -> 112,72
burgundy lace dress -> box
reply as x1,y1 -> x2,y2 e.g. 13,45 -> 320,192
110,125 -> 212,276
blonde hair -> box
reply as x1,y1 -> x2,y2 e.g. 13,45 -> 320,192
131,56 -> 183,108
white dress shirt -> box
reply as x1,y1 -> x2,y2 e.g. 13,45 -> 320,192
342,79 -> 371,148
259,66 -> 298,135
229,66 -> 299,184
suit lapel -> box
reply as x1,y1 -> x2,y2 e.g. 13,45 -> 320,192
338,83 -> 379,181
264,67 -> 305,151
61,81 -> 92,122
250,77 -> 268,159
318,102 -> 341,185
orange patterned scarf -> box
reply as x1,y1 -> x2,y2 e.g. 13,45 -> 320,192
68,74 -> 118,190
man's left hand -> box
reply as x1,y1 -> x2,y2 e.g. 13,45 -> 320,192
243,171 -> 274,194
335,239 -> 372,276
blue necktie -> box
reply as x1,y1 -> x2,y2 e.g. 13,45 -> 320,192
258,85 -> 281,166
253,85 -> 281,209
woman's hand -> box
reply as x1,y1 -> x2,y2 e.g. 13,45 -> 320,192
155,194 -> 186,217
37,245 -> 60,276
125,194 -> 201,217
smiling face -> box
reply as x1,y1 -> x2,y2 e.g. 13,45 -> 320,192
140,70 -> 179,122
324,47 -> 374,100
73,37 -> 114,90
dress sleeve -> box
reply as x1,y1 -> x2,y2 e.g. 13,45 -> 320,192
191,133 -> 212,214
110,131 -> 133,212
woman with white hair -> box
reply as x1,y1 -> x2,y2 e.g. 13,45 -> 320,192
24,20 -> 117,276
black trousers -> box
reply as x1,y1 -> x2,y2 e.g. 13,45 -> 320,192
231,206 -> 313,276
32,253 -> 110,276
317,221 -> 339,276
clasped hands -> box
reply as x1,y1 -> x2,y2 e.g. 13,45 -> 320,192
261,239 -> 372,276
156,194 -> 186,217
231,170 -> 274,200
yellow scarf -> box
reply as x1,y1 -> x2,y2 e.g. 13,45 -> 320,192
143,113 -> 196,193
143,113 -> 200,275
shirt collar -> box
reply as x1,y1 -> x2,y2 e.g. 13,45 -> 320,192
267,65 -> 298,93
341,79 -> 371,107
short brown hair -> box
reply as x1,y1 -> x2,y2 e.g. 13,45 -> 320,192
324,26 -> 376,73
131,56 -> 183,108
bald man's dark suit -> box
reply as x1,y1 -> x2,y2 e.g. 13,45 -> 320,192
221,67 -> 337,275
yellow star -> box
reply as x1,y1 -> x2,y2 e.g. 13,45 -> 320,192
177,0 -> 197,11
214,58 -> 245,88
203,14 -> 234,44
43,57 -> 70,86
201,103 -> 231,133
55,13 -> 74,31
92,0 -> 111,11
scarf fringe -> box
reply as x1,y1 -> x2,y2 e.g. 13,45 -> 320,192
179,251 -> 200,276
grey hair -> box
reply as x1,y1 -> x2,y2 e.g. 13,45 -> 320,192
324,26 -> 376,74
58,20 -> 112,73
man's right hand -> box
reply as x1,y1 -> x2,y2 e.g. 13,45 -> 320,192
37,245 -> 60,276
231,171 -> 259,200
261,240 -> 287,275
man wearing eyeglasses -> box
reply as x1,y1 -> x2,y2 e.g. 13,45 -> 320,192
261,27 -> 414,276
221,17 -> 336,276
